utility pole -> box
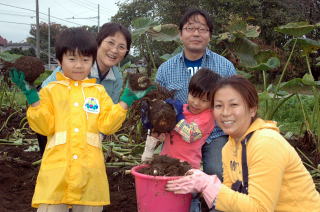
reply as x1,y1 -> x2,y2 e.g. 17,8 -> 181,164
48,8 -> 51,69
97,4 -> 100,32
36,0 -> 40,58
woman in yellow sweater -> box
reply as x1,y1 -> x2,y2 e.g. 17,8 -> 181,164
166,75 -> 320,212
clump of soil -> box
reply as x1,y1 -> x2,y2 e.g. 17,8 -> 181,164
128,73 -> 151,91
138,155 -> 191,176
148,99 -> 176,133
4,56 -> 44,84
123,83 -> 177,141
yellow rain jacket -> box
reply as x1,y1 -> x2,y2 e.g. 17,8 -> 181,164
27,72 -> 127,207
216,118 -> 320,212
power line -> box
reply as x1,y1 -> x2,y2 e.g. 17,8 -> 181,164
69,0 -> 97,12
0,20 -> 32,25
0,12 -> 34,18
0,2 -> 82,26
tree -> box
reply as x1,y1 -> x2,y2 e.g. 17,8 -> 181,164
27,22 -> 68,63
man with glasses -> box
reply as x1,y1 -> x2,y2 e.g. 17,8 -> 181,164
156,8 -> 236,212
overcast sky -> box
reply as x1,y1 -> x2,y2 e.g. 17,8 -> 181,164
0,0 -> 122,43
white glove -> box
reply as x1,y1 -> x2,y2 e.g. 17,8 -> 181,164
141,135 -> 159,162
166,169 -> 222,209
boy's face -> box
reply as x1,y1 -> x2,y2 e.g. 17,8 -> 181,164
59,50 -> 93,81
187,93 -> 211,114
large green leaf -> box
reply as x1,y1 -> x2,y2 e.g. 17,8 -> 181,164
279,74 -> 317,90
254,50 -> 277,64
248,57 -> 280,71
132,17 -> 158,38
149,24 -> 179,42
279,78 -> 304,90
226,15 -> 260,38
274,22 -> 315,37
160,46 -> 183,61
284,38 -> 320,56
230,37 -> 259,67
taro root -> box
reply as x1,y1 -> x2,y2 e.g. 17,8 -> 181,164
8,56 -> 44,84
148,99 -> 176,133
138,155 -> 192,176
128,73 -> 151,91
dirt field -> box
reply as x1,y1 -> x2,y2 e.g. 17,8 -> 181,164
0,144 -> 137,212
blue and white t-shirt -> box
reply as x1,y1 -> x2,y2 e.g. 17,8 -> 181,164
184,56 -> 203,76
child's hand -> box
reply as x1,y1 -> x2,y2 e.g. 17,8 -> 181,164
9,68 -> 39,105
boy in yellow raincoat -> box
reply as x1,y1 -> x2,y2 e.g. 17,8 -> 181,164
9,28 -> 151,212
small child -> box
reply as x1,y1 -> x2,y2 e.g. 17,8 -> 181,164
142,68 -> 221,169
10,28 -> 150,212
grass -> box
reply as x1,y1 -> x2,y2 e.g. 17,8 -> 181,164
258,94 -> 315,135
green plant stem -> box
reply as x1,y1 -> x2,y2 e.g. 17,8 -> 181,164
273,38 -> 297,98
269,93 -> 295,120
0,109 -> 19,133
220,49 -> 228,57
262,70 -> 269,117
297,94 -> 311,131
305,56 -> 313,76
32,159 -> 42,166
145,35 -> 157,71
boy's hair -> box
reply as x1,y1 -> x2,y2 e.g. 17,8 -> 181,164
96,22 -> 132,57
55,27 -> 97,64
188,68 -> 221,104
179,8 -> 213,36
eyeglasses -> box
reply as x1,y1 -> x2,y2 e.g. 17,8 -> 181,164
104,40 -> 127,53
183,26 -> 209,34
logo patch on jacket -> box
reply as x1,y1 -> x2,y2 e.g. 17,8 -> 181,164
84,97 -> 100,114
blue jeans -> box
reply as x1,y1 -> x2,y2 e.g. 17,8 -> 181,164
190,193 -> 201,212
202,135 -> 228,181
190,135 -> 228,212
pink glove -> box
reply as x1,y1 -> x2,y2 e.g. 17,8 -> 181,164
166,169 -> 222,208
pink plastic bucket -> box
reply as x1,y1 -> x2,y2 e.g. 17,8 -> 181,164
131,165 -> 192,212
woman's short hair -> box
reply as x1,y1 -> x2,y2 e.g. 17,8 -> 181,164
96,22 -> 132,57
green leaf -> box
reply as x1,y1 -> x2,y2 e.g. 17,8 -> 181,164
280,78 -> 304,90
149,24 -> 179,42
285,38 -> 320,56
274,22 -> 315,37
225,15 -> 260,38
132,17 -> 158,38
0,52 -> 22,62
237,70 -> 252,79
248,57 -> 280,71
302,73 -> 317,86
160,46 -> 183,61
258,90 -> 272,102
254,50 -> 277,64
230,37 -> 259,67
